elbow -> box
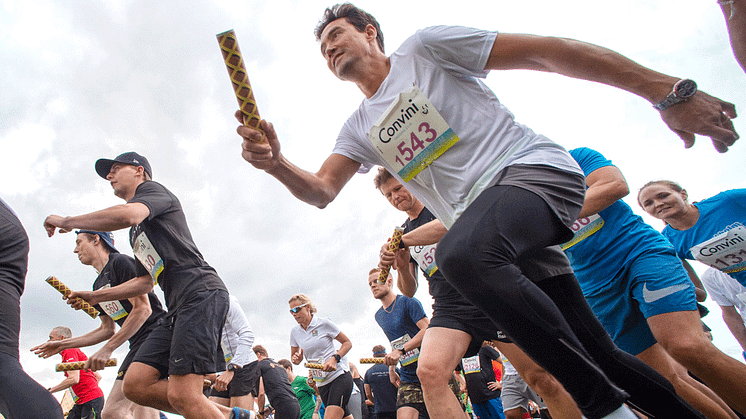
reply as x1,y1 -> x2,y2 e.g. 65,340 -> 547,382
610,180 -> 630,201
313,193 -> 336,209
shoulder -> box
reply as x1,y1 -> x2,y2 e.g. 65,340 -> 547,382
568,147 -> 613,175
109,253 -> 137,271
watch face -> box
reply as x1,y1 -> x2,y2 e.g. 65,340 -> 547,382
674,79 -> 697,98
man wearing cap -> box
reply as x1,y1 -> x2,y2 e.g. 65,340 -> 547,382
363,345 -> 398,419
31,229 -> 166,419
43,152 -> 237,419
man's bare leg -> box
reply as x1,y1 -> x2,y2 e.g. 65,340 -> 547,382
495,342 -> 582,419
417,327 -> 472,419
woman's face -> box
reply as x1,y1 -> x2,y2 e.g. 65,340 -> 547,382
289,300 -> 312,325
638,183 -> 688,220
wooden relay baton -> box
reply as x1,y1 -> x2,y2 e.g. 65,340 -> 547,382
216,29 -> 265,142
56,358 -> 117,372
45,276 -> 99,319
359,357 -> 385,364
378,226 -> 405,283
304,362 -> 325,370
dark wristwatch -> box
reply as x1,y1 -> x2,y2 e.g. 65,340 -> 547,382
332,354 -> 341,362
227,363 -> 241,372
653,79 -> 697,111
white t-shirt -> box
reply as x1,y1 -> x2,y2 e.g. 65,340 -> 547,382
221,295 -> 259,368
332,25 -> 581,228
701,268 -> 746,324
289,315 -> 349,386
501,354 -> 517,376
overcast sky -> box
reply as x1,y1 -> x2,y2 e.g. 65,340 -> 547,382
2,0 -> 745,414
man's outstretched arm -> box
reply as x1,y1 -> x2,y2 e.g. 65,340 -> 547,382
486,33 -> 738,152
237,118 -> 362,209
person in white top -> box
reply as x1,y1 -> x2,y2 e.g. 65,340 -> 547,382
289,294 -> 353,419
236,4 -> 737,419
209,295 -> 261,412
700,268 -> 746,361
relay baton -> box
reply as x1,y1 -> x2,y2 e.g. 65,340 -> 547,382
55,358 -> 116,372
45,276 -> 99,319
216,29 -> 265,142
378,226 -> 405,283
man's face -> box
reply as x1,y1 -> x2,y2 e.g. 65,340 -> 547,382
380,177 -> 416,212
74,233 -> 97,266
106,163 -> 141,199
319,18 -> 372,80
48,331 -> 63,342
368,271 -> 391,300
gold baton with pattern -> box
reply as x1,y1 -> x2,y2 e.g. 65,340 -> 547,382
216,29 -> 265,142
359,358 -> 385,364
45,276 -> 99,319
55,358 -> 117,372
378,226 -> 405,283
304,362 -> 325,370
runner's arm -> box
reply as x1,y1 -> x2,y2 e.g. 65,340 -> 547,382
86,293 -> 152,370
577,165 -> 629,218
44,202 -> 150,237
721,305 -> 746,352
68,275 -> 154,307
486,33 -> 738,152
400,219 -> 447,247
238,119 -> 362,208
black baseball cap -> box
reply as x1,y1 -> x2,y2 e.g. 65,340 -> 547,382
95,152 -> 152,180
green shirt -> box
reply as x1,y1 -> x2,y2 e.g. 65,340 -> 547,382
291,375 -> 316,419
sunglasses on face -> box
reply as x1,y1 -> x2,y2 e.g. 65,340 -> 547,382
289,303 -> 309,314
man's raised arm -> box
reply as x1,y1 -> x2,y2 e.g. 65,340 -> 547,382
486,33 -> 738,152
237,119 -> 361,208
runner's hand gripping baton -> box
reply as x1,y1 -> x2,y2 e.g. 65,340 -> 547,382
216,29 -> 265,142
55,358 -> 117,372
378,226 -> 405,283
45,276 -> 99,319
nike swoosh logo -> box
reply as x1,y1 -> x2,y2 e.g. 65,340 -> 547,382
642,283 -> 690,303
174,358 -> 183,363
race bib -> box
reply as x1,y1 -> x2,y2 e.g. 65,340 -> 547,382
96,284 -> 128,321
410,244 -> 438,276
221,340 -> 233,363
461,355 -> 480,375
132,231 -> 164,284
391,334 -> 419,366
690,225 -> 746,274
368,86 -> 460,182
561,214 -> 605,250
307,358 -> 329,383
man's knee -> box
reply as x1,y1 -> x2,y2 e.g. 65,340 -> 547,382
101,402 -> 128,419
416,361 -> 451,389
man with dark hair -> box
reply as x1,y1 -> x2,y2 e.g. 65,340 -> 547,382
363,346 -> 398,419
32,229 -> 166,419
43,152 -> 240,419
237,3 -> 737,419
253,345 -> 301,419
0,198 -> 64,419
280,358 -> 316,419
